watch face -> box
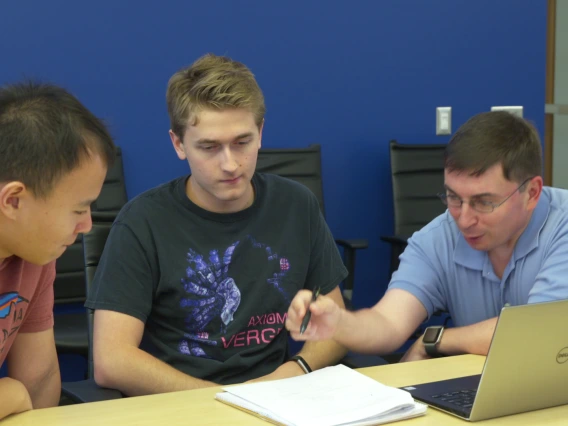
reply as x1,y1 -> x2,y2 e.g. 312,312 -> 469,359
423,327 -> 441,343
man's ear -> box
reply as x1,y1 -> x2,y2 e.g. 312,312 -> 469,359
0,182 -> 27,219
526,176 -> 544,211
169,130 -> 187,160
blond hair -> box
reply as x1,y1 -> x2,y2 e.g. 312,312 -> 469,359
166,54 -> 265,138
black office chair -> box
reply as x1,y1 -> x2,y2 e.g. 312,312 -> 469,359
380,140 -> 447,278
256,144 -> 368,306
60,216 -> 123,403
379,140 -> 451,356
82,217 -> 115,380
54,147 -> 128,361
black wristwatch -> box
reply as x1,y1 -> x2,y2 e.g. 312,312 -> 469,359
423,326 -> 445,358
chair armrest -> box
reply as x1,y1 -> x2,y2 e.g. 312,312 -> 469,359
61,379 -> 123,403
379,235 -> 409,246
334,239 -> 368,305
380,235 -> 410,279
335,239 -> 369,250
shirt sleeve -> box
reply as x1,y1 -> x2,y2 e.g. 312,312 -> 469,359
85,221 -> 156,323
387,231 -> 448,319
528,218 -> 568,303
20,261 -> 55,333
305,193 -> 348,296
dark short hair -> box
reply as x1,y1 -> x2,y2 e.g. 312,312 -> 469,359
0,81 -> 116,198
444,111 -> 542,183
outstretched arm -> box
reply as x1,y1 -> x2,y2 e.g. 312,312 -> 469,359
287,288 -> 428,355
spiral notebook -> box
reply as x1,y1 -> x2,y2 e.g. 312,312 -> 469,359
215,364 -> 426,426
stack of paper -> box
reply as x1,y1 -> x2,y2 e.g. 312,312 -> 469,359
215,364 -> 427,426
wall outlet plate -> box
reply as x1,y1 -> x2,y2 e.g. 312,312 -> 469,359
436,106 -> 452,135
490,105 -> 523,118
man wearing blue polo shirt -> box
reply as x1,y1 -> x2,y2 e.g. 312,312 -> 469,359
286,111 -> 568,361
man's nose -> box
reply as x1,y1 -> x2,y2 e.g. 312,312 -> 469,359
220,147 -> 239,173
457,202 -> 478,229
77,210 -> 93,234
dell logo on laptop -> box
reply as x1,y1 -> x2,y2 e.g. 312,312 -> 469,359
557,347 -> 568,364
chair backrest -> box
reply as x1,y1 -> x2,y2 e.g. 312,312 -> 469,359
255,144 -> 325,217
54,147 -> 127,304
91,147 -> 128,213
254,144 -> 358,303
389,140 -> 447,236
82,216 -> 114,379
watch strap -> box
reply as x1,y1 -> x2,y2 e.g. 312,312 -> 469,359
423,326 -> 445,358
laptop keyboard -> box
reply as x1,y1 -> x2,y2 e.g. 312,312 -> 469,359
431,389 -> 477,409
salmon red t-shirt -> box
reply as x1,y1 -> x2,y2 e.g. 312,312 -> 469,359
0,257 -> 55,366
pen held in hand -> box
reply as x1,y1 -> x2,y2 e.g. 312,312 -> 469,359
300,286 -> 321,334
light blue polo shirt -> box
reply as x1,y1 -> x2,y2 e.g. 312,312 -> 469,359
388,187 -> 568,327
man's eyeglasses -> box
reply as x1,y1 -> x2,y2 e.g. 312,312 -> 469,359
438,177 -> 533,214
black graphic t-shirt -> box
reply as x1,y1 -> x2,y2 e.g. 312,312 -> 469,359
86,173 -> 347,384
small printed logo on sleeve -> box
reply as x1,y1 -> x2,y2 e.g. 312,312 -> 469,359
0,292 -> 27,319
280,258 -> 290,271
556,347 -> 568,364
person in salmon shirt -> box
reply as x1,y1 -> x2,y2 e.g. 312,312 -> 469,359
0,82 -> 115,420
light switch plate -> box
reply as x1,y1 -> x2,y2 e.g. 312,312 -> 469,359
490,105 -> 523,118
436,107 -> 452,135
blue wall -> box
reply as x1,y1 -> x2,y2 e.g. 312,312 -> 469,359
0,0 -> 546,308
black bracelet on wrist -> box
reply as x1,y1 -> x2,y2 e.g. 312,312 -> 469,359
289,355 -> 312,374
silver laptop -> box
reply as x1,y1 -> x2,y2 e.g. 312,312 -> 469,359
404,299 -> 568,422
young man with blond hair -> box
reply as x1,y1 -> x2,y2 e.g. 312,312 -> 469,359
0,82 -> 115,420
87,54 -> 347,396
287,111 -> 568,361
